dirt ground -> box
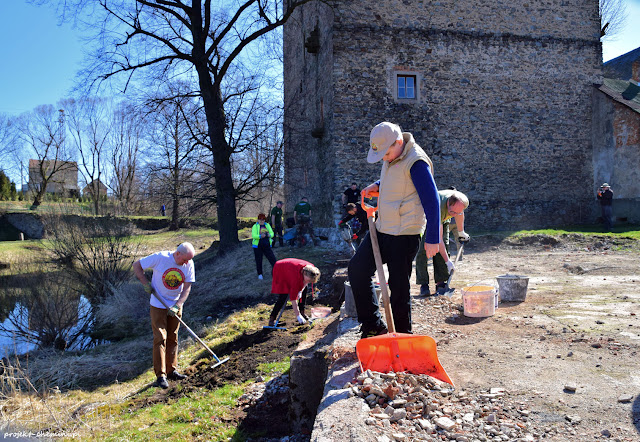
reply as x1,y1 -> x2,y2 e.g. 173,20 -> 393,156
410,233 -> 640,441
126,233 -> 640,440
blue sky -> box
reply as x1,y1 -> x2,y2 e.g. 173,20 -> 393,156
0,0 -> 638,116
0,1 -> 84,115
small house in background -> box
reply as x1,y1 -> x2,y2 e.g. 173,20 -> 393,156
82,179 -> 108,199
593,49 -> 640,223
27,159 -> 79,197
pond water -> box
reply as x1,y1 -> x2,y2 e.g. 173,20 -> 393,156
0,295 -> 94,359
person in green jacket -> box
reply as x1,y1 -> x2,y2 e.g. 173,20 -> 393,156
252,213 -> 277,280
270,201 -> 284,247
415,189 -> 470,296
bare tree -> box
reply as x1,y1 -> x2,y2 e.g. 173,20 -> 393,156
229,96 -> 285,207
16,105 -> 77,208
62,97 -> 111,215
0,113 -> 17,159
43,0 -> 318,253
109,102 -> 144,214
600,0 -> 627,40
145,86 -> 204,229
45,214 -> 142,306
0,114 -> 21,190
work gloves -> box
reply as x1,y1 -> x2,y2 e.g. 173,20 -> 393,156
144,284 -> 153,294
168,305 -> 180,317
458,231 -> 470,242
446,260 -> 456,273
296,314 -> 307,324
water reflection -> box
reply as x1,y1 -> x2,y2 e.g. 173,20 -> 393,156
0,272 -> 98,358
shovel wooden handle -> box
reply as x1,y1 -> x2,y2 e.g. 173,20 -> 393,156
361,194 -> 395,333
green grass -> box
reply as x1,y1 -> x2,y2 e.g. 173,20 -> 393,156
510,223 -> 640,239
0,239 -> 48,275
88,384 -> 244,441
257,357 -> 291,378
75,305 -> 291,442
471,223 -> 640,241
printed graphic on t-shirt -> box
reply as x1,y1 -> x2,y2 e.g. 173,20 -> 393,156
162,268 -> 186,290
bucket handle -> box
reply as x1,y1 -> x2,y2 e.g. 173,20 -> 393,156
462,279 -> 499,309
463,279 -> 497,292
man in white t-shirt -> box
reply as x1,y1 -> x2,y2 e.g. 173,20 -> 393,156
133,242 -> 196,389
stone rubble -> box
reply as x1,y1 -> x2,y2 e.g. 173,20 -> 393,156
346,369 -> 570,442
238,374 -> 290,409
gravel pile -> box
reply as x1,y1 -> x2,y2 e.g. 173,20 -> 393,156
347,369 -> 543,442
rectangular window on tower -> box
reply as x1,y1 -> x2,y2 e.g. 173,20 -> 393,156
397,75 -> 416,99
393,70 -> 420,103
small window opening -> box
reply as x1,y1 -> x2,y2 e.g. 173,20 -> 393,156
397,75 -> 416,99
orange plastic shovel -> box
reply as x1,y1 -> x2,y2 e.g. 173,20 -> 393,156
355,193 -> 454,385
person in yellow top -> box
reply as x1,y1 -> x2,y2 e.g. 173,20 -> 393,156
252,213 -> 276,280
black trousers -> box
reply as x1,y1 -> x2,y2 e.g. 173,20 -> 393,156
254,242 -> 276,276
270,286 -> 309,319
347,230 -> 420,333
273,223 -> 284,246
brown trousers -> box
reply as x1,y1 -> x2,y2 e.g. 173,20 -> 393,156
150,305 -> 182,377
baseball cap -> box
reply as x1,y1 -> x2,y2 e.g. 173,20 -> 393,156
601,183 -> 610,187
368,122 -> 402,163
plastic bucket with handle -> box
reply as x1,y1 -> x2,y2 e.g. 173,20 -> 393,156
461,285 -> 498,317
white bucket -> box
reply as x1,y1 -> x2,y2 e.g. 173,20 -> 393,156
462,285 -> 498,318
497,274 -> 529,302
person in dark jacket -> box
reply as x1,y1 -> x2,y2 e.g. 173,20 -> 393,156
338,203 -> 368,246
597,183 -> 614,232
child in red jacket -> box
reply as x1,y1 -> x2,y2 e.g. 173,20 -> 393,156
268,258 -> 321,325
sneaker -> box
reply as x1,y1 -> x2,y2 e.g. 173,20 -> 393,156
360,323 -> 388,339
155,375 -> 169,389
417,284 -> 431,297
167,371 -> 187,381
258,274 -> 263,280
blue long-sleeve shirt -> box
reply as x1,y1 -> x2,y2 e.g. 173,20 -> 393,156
410,161 -> 440,244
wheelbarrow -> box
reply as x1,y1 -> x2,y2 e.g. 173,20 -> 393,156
355,193 -> 454,385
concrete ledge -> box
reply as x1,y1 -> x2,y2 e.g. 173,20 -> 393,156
311,316 -> 375,441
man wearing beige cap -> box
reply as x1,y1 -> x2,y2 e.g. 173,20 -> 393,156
348,122 -> 441,338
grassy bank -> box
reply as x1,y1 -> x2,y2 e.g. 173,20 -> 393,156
0,225 -> 335,440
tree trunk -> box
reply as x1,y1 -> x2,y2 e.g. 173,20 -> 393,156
31,186 -> 47,209
211,143 -> 239,252
170,165 -> 180,231
193,70 -> 239,253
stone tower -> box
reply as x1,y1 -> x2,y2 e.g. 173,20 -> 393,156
283,0 -> 603,229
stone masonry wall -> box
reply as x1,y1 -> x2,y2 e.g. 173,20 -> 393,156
592,90 -> 640,222
283,2 -> 335,226
284,0 -> 603,229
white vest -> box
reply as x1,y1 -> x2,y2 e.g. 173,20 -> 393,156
376,133 -> 434,236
